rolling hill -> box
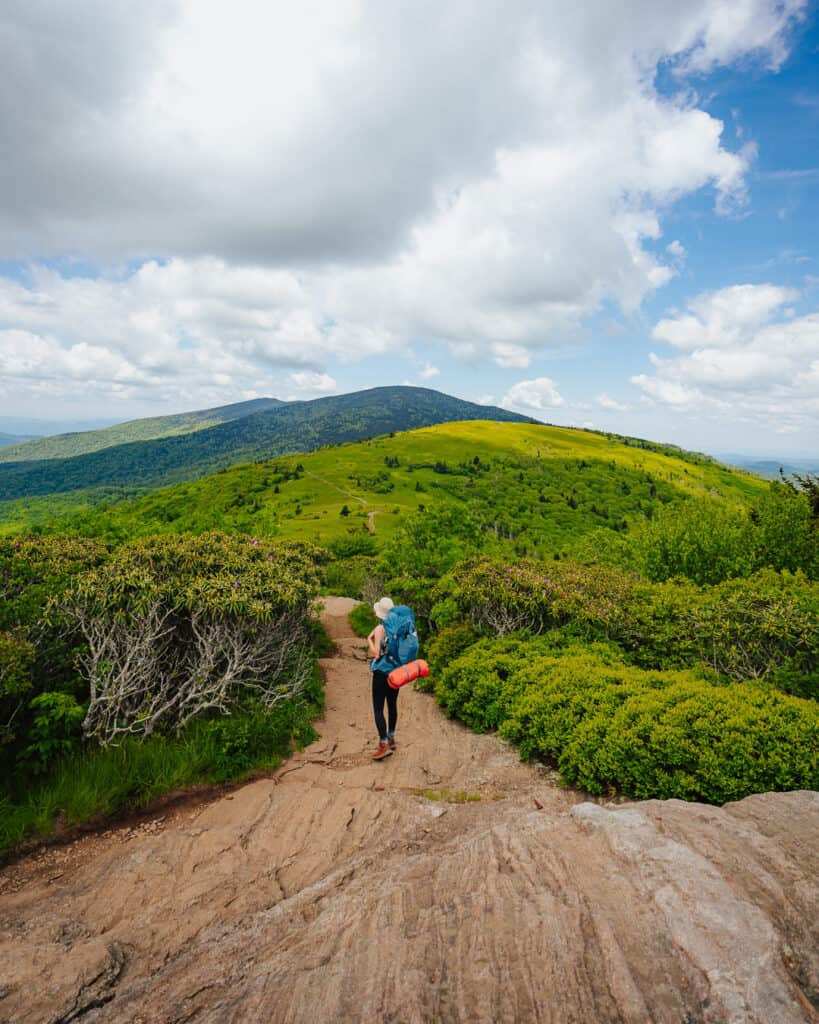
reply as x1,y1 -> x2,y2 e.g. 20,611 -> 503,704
0,397 -> 285,464
25,420 -> 766,554
0,388 -> 531,503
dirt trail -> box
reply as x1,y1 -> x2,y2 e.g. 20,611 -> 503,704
1,598 -> 818,1023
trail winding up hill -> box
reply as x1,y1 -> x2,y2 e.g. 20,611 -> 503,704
0,600 -> 817,1023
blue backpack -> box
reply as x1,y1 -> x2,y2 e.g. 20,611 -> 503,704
371,605 -> 419,674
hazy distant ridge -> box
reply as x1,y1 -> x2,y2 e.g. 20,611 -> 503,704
0,432 -> 39,447
0,397 -> 285,464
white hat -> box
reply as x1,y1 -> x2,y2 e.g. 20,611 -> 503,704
373,596 -> 394,620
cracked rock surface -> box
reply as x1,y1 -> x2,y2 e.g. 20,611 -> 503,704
1,597 -> 818,1023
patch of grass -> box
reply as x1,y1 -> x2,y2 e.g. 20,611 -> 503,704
0,695 -> 321,855
417,787 -> 482,804
349,602 -> 377,637
306,615 -> 335,658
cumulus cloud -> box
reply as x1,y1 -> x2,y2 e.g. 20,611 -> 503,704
418,363 -> 440,381
632,283 -> 819,434
652,284 -> 799,348
502,377 -> 564,413
285,372 -> 337,399
666,239 -> 687,262
596,393 -> 631,412
4,1 -> 792,264
0,1 -> 807,406
0,259 -> 386,406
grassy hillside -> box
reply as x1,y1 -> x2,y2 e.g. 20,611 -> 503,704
0,388 -> 530,502
31,420 -> 766,553
0,397 -> 285,464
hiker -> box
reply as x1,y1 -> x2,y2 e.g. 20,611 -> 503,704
367,596 -> 419,761
368,597 -> 397,760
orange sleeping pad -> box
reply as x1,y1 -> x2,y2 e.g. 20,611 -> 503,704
388,659 -> 430,689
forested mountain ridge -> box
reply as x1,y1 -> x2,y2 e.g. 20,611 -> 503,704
0,388 -> 530,502
0,397 -> 285,464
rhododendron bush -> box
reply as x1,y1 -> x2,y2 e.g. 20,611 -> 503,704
59,532 -> 324,744
450,557 -> 818,696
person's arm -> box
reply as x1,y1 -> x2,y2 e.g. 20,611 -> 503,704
367,624 -> 385,659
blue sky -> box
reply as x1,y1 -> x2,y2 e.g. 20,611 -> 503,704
0,1 -> 817,456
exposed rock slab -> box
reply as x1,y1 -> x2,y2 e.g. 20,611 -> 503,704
1,596 -> 817,1023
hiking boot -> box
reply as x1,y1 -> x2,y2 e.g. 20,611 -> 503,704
372,741 -> 392,761
388,735 -> 396,750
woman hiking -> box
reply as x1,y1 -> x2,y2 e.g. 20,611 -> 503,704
367,596 -> 398,761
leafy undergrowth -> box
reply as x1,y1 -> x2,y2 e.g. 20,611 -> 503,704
349,601 -> 377,637
0,674 -> 323,855
433,637 -> 819,805
0,532 -> 330,855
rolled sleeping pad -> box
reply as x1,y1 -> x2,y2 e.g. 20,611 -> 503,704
388,659 -> 429,689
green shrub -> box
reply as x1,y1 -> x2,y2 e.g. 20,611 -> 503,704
378,506 -> 486,581
434,637 -> 527,732
561,681 -> 819,803
349,602 -> 377,638
435,633 -> 600,732
305,616 -> 335,659
322,555 -> 379,598
0,534 -> 109,630
20,692 -> 84,774
0,535 -> 110,773
750,482 -> 817,577
691,570 -> 818,694
498,647 -> 658,761
0,631 -> 36,752
424,622 -> 478,679
629,498 -> 752,585
628,484 -> 817,585
438,637 -> 819,804
449,556 -> 818,695
327,535 -> 377,559
453,556 -> 636,638
199,701 -> 316,781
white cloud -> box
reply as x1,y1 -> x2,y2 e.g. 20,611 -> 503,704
286,372 -> 337,398
652,283 -> 800,349
666,239 -> 687,261
418,362 -> 440,380
0,259 -> 393,406
0,1 -> 807,408
633,283 -> 819,434
491,344 -> 532,369
501,377 -> 565,412
3,1 -> 793,266
596,393 -> 631,412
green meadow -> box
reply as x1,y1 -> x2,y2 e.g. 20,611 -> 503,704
8,421 -> 765,555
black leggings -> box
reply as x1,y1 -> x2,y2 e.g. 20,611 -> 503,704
372,671 -> 398,740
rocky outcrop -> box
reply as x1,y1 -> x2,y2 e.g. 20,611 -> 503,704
1,598 -> 817,1024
